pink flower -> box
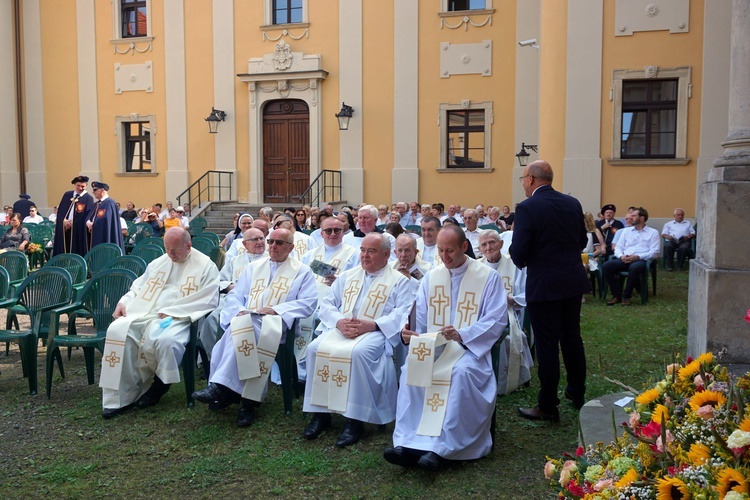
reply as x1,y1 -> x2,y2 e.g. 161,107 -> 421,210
629,411 -> 641,429
666,363 -> 680,375
559,468 -> 571,487
562,460 -> 578,473
544,461 -> 556,479
575,446 -> 585,457
696,404 -> 714,420
593,478 -> 613,492
745,309 -> 750,324
656,430 -> 675,453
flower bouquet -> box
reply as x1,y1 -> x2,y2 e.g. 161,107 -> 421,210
544,353 -> 750,499
26,242 -> 42,254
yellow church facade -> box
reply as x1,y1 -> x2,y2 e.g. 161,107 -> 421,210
0,0 -> 729,219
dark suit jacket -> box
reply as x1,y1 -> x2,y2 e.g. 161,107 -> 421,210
510,184 -> 591,302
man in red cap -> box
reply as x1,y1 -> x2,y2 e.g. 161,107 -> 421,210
52,175 -> 95,256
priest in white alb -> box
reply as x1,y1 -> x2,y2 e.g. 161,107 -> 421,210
193,228 -> 317,427
416,216 -> 442,267
100,227 -> 220,419
302,233 -> 416,447
385,225 -> 507,470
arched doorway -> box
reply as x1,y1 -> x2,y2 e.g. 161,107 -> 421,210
262,99 -> 310,204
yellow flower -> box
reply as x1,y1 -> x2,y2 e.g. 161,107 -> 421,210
652,404 -> 669,424
688,390 -> 726,412
717,467 -> 750,497
678,353 -> 714,380
636,388 -> 661,405
615,468 -> 639,488
696,352 -> 714,365
656,476 -> 691,500
687,443 -> 711,465
739,418 -> 750,432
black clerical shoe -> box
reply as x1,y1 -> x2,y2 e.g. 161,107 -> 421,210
206,385 -> 241,411
416,451 -> 443,472
518,406 -> 560,422
335,419 -> 364,447
102,407 -> 126,419
383,447 -> 419,468
236,399 -> 256,427
303,413 -> 332,440
193,383 -> 224,404
564,390 -> 585,410
136,377 -> 170,408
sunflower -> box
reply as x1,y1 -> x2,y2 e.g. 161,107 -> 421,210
615,468 -> 639,488
686,442 -> 711,466
717,467 -> 750,497
739,417 -> 750,432
696,352 -> 714,365
652,404 -> 669,424
636,388 -> 661,405
678,353 -> 715,380
656,476 -> 691,500
688,390 -> 726,412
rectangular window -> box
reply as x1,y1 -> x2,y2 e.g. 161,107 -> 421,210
121,0 -> 148,38
447,110 -> 485,168
273,0 -> 303,24
125,122 -> 152,172
621,79 -> 677,158
447,0 -> 486,11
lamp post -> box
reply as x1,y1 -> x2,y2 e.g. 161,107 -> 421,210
335,102 -> 354,131
515,142 -> 538,167
205,108 -> 226,134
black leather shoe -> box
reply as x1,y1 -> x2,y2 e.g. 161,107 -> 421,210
565,390 -> 585,410
335,419 -> 364,447
383,447 -> 418,468
136,377 -> 170,409
417,451 -> 442,472
303,413 -> 332,440
236,399 -> 256,427
208,385 -> 241,411
102,407 -> 126,419
518,406 -> 560,422
192,383 -> 223,404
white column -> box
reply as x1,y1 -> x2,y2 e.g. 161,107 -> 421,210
22,0 -> 48,204
0,0 -> 20,203
391,0 -> 418,204
76,0 -> 101,183
561,0 -> 603,214
164,0 -> 189,204
339,0 -> 363,204
213,0 -> 237,201
512,0 -> 540,208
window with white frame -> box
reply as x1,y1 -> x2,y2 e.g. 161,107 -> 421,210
113,0 -> 152,41
439,102 -> 493,171
116,116 -> 156,174
264,0 -> 308,26
611,67 -> 690,164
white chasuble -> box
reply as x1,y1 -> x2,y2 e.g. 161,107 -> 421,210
311,266 -> 401,412
293,232 -> 311,260
230,258 -> 301,401
407,262 -> 491,436
100,255 -> 207,390
493,257 -> 523,394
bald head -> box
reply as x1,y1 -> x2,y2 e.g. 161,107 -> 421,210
528,160 -> 553,183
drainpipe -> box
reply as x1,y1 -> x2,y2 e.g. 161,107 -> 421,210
14,0 -> 27,194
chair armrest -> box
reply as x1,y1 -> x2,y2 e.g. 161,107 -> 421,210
0,297 -> 19,309
49,301 -> 85,317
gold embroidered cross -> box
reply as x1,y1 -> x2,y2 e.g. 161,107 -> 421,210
430,285 -> 449,325
427,393 -> 445,412
317,365 -> 330,382
180,276 -> 199,297
105,351 -> 121,368
248,280 -> 266,306
343,280 -> 360,313
237,339 -> 255,356
411,342 -> 432,362
332,369 -> 348,387
269,277 -> 290,304
259,361 -> 269,375
295,337 -> 306,350
501,276 -> 512,295
142,271 -> 166,301
456,292 -> 479,326
362,284 -> 388,319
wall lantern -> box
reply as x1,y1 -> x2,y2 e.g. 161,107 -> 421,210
515,142 -> 538,167
205,107 -> 227,134
335,102 -> 354,131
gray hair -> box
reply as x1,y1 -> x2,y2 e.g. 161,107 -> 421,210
396,233 -> 417,250
464,208 -> 478,218
259,206 -> 273,217
358,204 -> 378,219
479,229 -> 502,243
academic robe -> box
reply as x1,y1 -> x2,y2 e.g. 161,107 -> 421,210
88,197 -> 125,253
53,190 -> 95,256
392,258 -> 507,460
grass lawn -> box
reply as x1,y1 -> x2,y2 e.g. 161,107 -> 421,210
0,270 -> 689,498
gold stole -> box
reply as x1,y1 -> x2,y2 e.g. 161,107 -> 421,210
294,244 -> 357,363
416,238 -> 441,267
406,260 -> 491,436
310,266 -> 401,413
293,232 -> 310,260
229,257 -> 301,401
492,257 -> 523,393
100,257 -> 202,390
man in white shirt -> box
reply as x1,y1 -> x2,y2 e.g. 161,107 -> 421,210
475,205 -> 491,226
400,202 -> 422,227
393,234 -> 431,282
446,204 -> 463,224
603,207 -> 661,306
463,208 -> 482,257
661,208 -> 695,271
23,206 -> 44,224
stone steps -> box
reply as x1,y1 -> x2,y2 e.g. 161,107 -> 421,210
196,202 -> 290,235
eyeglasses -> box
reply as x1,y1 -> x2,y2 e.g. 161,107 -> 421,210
243,237 -> 264,243
518,174 -> 534,182
267,238 -> 293,246
322,228 -> 343,235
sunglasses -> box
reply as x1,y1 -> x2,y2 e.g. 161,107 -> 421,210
267,238 -> 292,246
322,228 -> 343,235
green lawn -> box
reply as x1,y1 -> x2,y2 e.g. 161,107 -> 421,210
0,270 -> 689,498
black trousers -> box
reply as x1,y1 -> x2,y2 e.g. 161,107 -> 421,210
663,239 -> 691,269
602,259 -> 647,299
527,296 -> 586,413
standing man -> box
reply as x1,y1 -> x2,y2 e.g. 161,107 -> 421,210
87,181 -> 125,253
510,160 -> 590,421
53,175 -> 96,256
13,194 -> 34,219
661,208 -> 696,271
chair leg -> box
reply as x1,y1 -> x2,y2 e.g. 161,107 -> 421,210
83,347 -> 95,385
23,336 -> 38,396
46,345 -> 58,399
183,326 -> 197,408
276,348 -> 294,415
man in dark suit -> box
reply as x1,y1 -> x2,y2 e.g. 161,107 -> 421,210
510,160 -> 591,421
52,175 -> 95,256
86,181 -> 125,253
12,194 -> 35,220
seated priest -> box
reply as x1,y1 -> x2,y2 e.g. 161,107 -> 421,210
385,225 -> 507,470
198,228 -> 267,361
193,228 -> 317,427
302,233 -> 416,447
100,227 -> 220,419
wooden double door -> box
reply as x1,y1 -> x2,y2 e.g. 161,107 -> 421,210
263,99 -> 310,204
